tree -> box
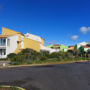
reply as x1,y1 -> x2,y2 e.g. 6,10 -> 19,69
74,45 -> 78,52
73,45 -> 79,58
79,46 -> 85,59
79,46 -> 84,54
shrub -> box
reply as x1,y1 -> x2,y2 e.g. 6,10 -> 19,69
11,55 -> 26,62
9,49 -> 42,64
64,52 -> 73,59
8,53 -> 17,59
0,58 -> 7,61
49,52 -> 60,58
8,48 -> 90,65
40,56 -> 47,61
26,60 -> 32,64
11,61 -> 21,65
88,54 -> 90,59
18,48 -> 41,60
41,51 -> 50,57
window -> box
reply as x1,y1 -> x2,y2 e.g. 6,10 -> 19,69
7,39 -> 10,47
0,49 -> 6,55
0,38 -> 6,46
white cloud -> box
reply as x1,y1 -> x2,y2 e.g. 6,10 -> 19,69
70,26 -> 89,41
88,27 -> 90,31
71,35 -> 78,40
80,26 -> 90,34
80,26 -> 88,34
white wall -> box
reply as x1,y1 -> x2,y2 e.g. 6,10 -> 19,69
77,42 -> 87,49
6,35 -> 18,55
25,33 -> 42,43
40,44 -> 60,53
84,48 -> 90,52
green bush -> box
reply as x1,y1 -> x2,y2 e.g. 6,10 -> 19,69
40,56 -> 47,61
11,61 -> 21,65
11,55 -> 26,62
49,52 -> 60,58
9,48 -> 42,64
41,51 -> 49,57
7,48 -> 90,65
26,60 -> 32,64
8,53 -> 17,59
0,58 -> 7,61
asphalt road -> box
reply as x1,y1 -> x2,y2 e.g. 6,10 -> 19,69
0,62 -> 90,90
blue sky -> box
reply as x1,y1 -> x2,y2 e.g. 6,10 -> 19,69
0,0 -> 90,46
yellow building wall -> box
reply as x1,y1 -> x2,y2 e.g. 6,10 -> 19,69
41,38 -> 44,45
24,37 -> 40,52
2,27 -> 18,35
15,34 -> 40,53
14,34 -> 22,53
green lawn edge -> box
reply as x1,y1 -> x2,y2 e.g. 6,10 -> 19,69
0,85 -> 25,90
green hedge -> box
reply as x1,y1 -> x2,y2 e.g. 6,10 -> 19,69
7,48 -> 90,65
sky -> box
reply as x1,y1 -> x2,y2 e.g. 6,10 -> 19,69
0,0 -> 90,46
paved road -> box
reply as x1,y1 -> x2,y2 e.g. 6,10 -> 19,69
0,62 -> 90,90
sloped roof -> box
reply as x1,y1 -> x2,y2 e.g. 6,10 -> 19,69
68,46 -> 74,50
82,45 -> 90,48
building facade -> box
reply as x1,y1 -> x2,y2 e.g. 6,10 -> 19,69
0,27 -> 44,58
47,44 -> 68,52
68,42 -> 90,52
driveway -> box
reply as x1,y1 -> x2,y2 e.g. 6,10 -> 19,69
0,62 -> 90,90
